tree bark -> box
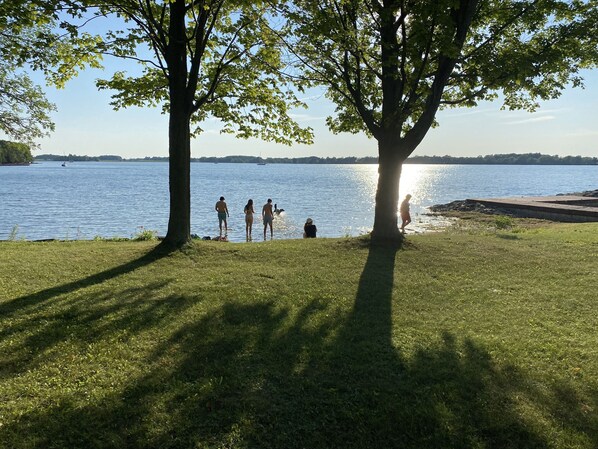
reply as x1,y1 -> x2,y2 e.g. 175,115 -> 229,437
162,0 -> 192,247
163,103 -> 191,247
370,140 -> 406,245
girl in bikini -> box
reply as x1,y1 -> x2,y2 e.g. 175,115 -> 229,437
244,199 -> 255,241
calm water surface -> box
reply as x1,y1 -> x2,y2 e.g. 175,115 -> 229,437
1,162 -> 596,241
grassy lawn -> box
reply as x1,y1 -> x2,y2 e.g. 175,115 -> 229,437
0,220 -> 597,448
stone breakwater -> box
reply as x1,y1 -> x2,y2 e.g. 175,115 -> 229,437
430,189 -> 598,222
559,189 -> 598,197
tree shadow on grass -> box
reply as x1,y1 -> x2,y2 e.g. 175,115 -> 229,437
0,244 -> 175,317
0,244 -> 194,379
1,246 -> 597,448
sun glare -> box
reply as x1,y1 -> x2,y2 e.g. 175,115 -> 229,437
349,163 -> 449,207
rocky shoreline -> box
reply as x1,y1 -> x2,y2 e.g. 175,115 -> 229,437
430,189 -> 598,215
557,189 -> 598,198
429,199 -> 503,214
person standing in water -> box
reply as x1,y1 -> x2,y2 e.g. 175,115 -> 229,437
215,196 -> 229,237
400,194 -> 412,233
244,199 -> 255,241
262,198 -> 274,240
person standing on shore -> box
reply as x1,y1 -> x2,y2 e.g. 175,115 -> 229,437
215,196 -> 229,237
244,199 -> 255,241
400,194 -> 412,233
262,198 -> 274,240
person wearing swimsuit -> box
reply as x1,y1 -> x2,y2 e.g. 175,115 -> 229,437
215,196 -> 229,237
262,198 -> 274,240
244,199 -> 255,241
400,194 -> 412,233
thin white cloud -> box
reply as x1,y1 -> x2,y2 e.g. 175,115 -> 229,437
289,113 -> 328,122
531,107 -> 569,114
566,129 -> 598,137
489,107 -> 568,121
442,108 -> 495,118
505,115 -> 556,125
299,94 -> 326,101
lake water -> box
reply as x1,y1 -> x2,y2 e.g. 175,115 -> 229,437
1,162 -> 596,241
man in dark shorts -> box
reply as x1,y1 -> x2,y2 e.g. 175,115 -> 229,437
215,196 -> 229,237
262,198 -> 274,240
400,194 -> 412,233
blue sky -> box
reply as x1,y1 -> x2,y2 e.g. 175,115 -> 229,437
28,64 -> 598,159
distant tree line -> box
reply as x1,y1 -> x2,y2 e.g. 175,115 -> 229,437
35,154 -> 124,162
406,153 -> 598,165
191,155 -> 379,164
0,140 -> 33,165
32,152 -> 597,165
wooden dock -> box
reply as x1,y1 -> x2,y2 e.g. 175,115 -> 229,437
468,195 -> 598,222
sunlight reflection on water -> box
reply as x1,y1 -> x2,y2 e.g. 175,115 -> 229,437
345,164 -> 458,235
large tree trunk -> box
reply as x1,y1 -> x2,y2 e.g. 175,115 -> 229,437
163,106 -> 191,246
370,140 -> 406,245
162,0 -> 192,247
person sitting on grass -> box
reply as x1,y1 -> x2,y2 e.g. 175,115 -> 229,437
303,218 -> 317,238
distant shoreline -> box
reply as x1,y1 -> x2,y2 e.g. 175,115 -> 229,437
30,152 -> 598,166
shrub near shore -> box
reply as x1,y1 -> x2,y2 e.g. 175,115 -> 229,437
0,222 -> 597,448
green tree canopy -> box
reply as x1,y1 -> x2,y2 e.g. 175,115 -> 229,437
284,0 -> 598,243
0,139 -> 33,164
0,0 -> 101,143
91,1 -> 313,145
0,2 -> 55,143
0,66 -> 56,143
